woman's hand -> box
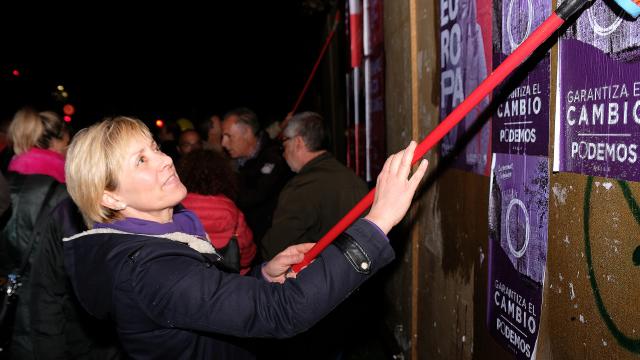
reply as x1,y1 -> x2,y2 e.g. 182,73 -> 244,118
364,141 -> 428,234
262,243 -> 315,283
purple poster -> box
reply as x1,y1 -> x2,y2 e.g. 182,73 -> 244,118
440,0 -> 492,175
487,153 -> 549,359
493,0 -> 551,156
553,0 -> 640,182
364,0 -> 386,182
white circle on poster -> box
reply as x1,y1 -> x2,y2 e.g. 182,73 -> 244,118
506,198 -> 530,258
586,5 -> 623,37
507,0 -> 533,50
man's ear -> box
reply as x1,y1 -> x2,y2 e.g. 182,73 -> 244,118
295,136 -> 306,151
101,191 -> 124,211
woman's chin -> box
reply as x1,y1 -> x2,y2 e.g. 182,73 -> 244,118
160,185 -> 188,207
176,186 -> 188,202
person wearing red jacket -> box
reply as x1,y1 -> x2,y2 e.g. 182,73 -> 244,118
177,149 -> 256,274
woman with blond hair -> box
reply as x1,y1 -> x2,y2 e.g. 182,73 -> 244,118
7,109 -> 69,181
63,116 -> 428,359
0,108 -> 70,359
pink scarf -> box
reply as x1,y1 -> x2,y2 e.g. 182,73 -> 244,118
8,148 -> 66,183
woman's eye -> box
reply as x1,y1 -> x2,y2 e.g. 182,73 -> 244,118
137,156 -> 146,165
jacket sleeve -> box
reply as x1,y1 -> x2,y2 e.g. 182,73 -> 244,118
259,183 -> 315,261
29,206 -> 68,359
0,171 -> 9,219
131,219 -> 394,339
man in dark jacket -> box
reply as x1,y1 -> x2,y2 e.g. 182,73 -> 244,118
221,108 -> 292,254
261,112 -> 368,260
259,112 -> 370,359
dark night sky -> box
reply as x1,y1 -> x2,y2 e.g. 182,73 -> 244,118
0,2 -> 332,129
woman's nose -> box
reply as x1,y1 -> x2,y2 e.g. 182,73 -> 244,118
159,150 -> 173,169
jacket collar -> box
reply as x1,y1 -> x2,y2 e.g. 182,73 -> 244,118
298,151 -> 331,174
64,228 -> 217,255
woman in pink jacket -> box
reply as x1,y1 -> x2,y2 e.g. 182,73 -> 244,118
178,149 -> 256,274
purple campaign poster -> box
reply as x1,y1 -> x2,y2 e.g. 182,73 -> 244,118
554,0 -> 640,182
440,0 -> 492,175
487,153 -> 549,359
493,0 -> 551,156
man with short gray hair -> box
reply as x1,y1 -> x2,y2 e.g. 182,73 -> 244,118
259,111 -> 369,359
221,107 -> 291,252
261,111 -> 368,260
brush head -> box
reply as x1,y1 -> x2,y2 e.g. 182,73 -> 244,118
613,0 -> 640,18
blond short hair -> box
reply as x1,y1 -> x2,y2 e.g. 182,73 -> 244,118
65,116 -> 152,226
9,108 -> 67,155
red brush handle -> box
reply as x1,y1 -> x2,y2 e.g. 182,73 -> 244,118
287,11 -> 341,123
291,12 -> 565,273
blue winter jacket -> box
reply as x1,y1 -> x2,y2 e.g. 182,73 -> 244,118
63,219 -> 394,359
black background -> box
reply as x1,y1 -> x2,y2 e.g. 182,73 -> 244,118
0,1 -> 332,129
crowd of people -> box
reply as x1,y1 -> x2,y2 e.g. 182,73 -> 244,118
0,107 -> 428,359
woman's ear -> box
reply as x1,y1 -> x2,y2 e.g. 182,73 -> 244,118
101,192 -> 127,211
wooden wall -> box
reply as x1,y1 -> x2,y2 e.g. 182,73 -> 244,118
382,0 -> 640,359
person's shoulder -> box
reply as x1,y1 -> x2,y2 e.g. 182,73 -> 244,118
8,172 -> 67,193
241,143 -> 282,171
279,170 -> 323,199
260,143 -> 284,161
67,230 -> 207,263
254,135 -> 282,159
183,193 -> 237,212
7,172 -> 55,188
65,229 -> 149,248
310,158 -> 367,194
305,155 -> 359,178
323,154 -> 355,172
7,172 -> 69,212
210,194 -> 237,208
182,193 -> 212,209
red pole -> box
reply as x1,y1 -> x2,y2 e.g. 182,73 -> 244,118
353,67 -> 361,176
350,0 -> 363,177
291,12 -> 566,273
280,10 -> 341,134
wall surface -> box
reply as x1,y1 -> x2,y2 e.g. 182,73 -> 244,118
382,0 -> 415,355
382,0 -> 640,359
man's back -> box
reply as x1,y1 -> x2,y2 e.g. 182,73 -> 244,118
260,152 -> 367,260
258,152 -> 369,360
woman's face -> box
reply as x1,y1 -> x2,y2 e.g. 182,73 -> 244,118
107,134 -> 187,223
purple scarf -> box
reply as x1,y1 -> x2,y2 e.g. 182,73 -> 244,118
94,208 -> 207,238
